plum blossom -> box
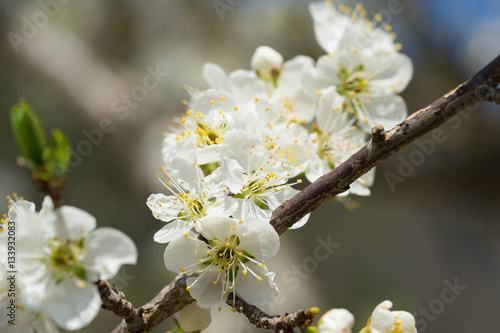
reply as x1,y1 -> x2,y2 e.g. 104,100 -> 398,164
148,160 -> 237,243
368,300 -> 417,333
162,89 -> 262,167
306,1 -> 413,130
163,217 -> 279,309
305,87 -> 374,196
2,195 -> 137,331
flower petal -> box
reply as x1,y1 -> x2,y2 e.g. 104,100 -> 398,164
369,53 -> 413,95
309,2 -> 349,53
197,217 -> 236,242
202,62 -> 228,90
236,263 -> 278,307
163,232 -> 207,273
220,157 -> 246,194
42,278 -> 101,331
238,217 -> 279,261
57,206 -> 96,240
186,268 -> 225,308
83,227 -> 138,281
147,193 -> 183,222
360,94 -> 407,130
153,221 -> 193,243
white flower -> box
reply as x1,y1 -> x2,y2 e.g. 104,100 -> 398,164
4,195 -> 137,331
305,50 -> 412,130
305,88 -> 373,196
309,2 -> 398,55
251,46 -> 284,82
219,142 -> 310,228
220,149 -> 289,216
175,302 -> 212,333
270,55 -> 317,124
368,300 -> 417,333
0,232 -> 60,333
257,120 -> 315,176
202,52 -> 317,124
318,308 -> 355,333
306,1 -> 413,130
162,89 -> 262,166
163,217 -> 279,309
148,162 -> 237,243
202,63 -> 269,103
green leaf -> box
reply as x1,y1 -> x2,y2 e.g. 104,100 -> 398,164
10,98 -> 46,168
45,128 -> 71,179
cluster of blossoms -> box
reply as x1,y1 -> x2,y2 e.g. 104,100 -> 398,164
0,194 -> 137,331
149,0 -> 413,312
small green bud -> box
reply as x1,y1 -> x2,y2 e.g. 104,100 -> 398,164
46,128 -> 71,179
303,326 -> 318,333
310,306 -> 321,317
10,98 -> 46,169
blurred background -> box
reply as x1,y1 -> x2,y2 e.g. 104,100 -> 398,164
1,0 -> 500,332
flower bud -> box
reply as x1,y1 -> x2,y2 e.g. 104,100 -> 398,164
367,300 -> 417,333
46,128 -> 71,179
318,308 -> 354,333
251,46 -> 283,82
10,98 -> 46,169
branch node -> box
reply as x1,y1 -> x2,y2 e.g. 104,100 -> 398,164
371,124 -> 386,147
475,84 -> 500,105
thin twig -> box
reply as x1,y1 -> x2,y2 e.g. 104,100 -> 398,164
226,294 -> 319,332
29,171 -> 65,208
96,280 -> 140,322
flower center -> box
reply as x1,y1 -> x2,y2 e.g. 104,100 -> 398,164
195,121 -> 225,146
182,225 -> 265,312
45,238 -> 86,283
337,65 -> 369,97
206,235 -> 249,280
176,192 -> 210,221
234,172 -> 282,210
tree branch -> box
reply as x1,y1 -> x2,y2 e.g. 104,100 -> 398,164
100,54 -> 500,332
97,272 -> 196,333
270,53 -> 500,235
226,294 -> 319,332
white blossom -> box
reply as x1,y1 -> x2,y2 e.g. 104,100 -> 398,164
251,45 -> 284,82
369,300 -> 417,333
318,308 -> 355,333
306,1 -> 413,130
162,89 -> 262,167
163,217 -> 279,309
305,87 -> 374,196
148,162 -> 237,243
2,195 -> 137,331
